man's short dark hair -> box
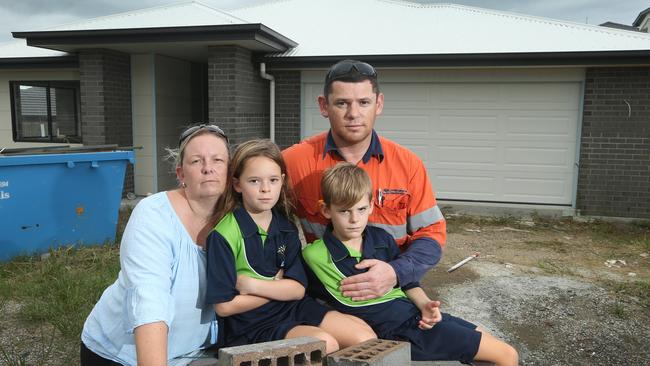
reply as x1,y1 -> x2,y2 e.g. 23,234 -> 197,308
323,59 -> 380,98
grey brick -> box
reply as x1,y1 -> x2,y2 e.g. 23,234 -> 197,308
327,339 -> 410,366
217,336 -> 325,366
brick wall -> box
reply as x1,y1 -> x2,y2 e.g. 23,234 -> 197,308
207,46 -> 269,145
79,49 -> 134,194
577,67 -> 650,218
274,70 -> 302,149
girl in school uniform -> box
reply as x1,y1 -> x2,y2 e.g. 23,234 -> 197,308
205,139 -> 375,353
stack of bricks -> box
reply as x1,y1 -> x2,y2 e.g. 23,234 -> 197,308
217,336 -> 325,366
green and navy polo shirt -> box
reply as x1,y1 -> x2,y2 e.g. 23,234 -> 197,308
205,206 -> 306,344
302,225 -> 420,336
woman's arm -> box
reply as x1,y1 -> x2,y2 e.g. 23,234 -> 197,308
134,321 -> 168,366
236,275 -> 305,301
119,198 -> 180,362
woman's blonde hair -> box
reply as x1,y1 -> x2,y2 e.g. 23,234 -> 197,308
321,162 -> 372,208
216,139 -> 295,219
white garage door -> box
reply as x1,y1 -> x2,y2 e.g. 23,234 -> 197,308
302,70 -> 582,205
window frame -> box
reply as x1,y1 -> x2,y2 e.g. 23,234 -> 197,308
9,80 -> 82,143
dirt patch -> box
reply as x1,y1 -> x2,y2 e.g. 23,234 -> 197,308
421,215 -> 650,365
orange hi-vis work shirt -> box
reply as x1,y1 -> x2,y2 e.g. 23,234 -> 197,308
283,131 -> 446,249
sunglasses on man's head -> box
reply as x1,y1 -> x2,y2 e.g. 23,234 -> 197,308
325,60 -> 377,83
178,124 -> 228,147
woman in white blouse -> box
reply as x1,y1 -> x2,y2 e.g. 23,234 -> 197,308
81,124 -> 229,366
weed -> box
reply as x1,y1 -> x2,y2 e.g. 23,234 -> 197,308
524,240 -> 568,253
536,260 -> 563,274
609,280 -> 650,308
611,302 -> 629,319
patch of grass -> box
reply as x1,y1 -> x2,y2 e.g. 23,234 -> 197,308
445,214 -> 528,233
608,280 -> 650,308
1,244 -> 121,338
611,302 -> 629,319
536,260 -> 564,274
524,240 -> 569,253
0,207 -> 132,340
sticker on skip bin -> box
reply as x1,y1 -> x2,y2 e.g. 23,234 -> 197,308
0,180 -> 10,200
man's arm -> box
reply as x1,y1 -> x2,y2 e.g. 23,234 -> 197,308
389,236 -> 442,287
393,150 -> 446,285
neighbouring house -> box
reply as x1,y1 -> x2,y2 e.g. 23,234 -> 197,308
1,0 -> 648,219
633,7 -> 650,32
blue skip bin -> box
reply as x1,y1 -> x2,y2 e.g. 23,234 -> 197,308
0,150 -> 135,261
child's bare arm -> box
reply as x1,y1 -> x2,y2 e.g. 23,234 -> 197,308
405,287 -> 442,330
213,294 -> 270,317
236,274 -> 305,301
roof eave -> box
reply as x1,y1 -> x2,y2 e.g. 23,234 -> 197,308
12,23 -> 298,53
258,50 -> 650,69
0,55 -> 79,69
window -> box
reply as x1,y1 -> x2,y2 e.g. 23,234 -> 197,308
10,81 -> 81,143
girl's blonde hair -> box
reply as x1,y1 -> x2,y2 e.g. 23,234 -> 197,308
216,139 -> 295,220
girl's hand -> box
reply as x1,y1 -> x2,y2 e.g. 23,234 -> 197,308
418,300 -> 442,330
235,274 -> 258,295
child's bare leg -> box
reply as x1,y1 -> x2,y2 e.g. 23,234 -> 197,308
318,311 -> 376,348
473,328 -> 519,366
286,325 -> 339,354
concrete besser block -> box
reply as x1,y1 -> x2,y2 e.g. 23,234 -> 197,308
217,336 -> 326,366
327,339 -> 410,366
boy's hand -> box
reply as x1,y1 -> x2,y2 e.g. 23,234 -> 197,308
418,300 -> 442,330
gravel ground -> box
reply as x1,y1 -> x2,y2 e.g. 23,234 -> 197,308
421,217 -> 650,366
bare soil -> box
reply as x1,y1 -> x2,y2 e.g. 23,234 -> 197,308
421,213 -> 650,366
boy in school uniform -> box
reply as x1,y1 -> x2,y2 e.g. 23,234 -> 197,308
302,163 -> 518,365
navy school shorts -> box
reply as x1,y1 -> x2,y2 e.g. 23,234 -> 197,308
387,312 -> 482,363
235,296 -> 332,345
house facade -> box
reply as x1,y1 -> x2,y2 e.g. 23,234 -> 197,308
1,0 -> 649,219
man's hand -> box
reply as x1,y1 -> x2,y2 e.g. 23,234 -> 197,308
418,300 -> 442,330
339,259 -> 397,301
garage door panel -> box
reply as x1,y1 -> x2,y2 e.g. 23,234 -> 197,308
439,114 -> 499,135
438,145 -> 498,165
435,171 -> 572,204
504,147 -> 572,169
505,83 -> 581,105
304,112 -> 329,135
382,84 -> 430,106
503,176 -> 572,202
434,174 -> 498,197
379,113 -> 431,136
436,84 -> 500,104
506,115 -> 577,140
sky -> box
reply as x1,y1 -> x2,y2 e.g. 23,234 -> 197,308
0,0 -> 648,43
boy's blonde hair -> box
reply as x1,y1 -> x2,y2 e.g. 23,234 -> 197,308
216,139 -> 295,220
321,163 -> 372,208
